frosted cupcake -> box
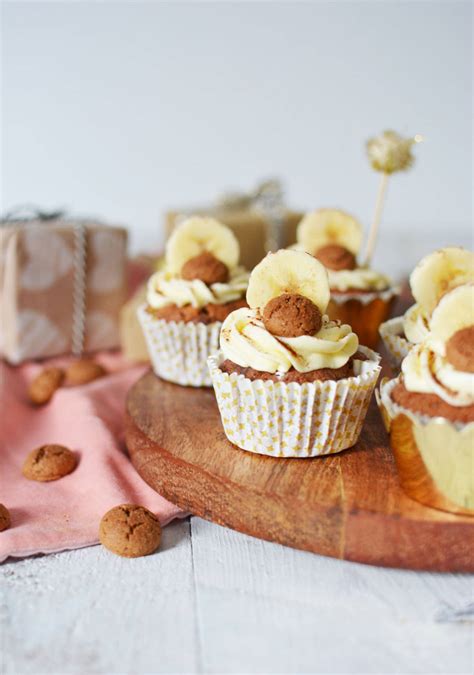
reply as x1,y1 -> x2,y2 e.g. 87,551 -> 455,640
379,247 -> 474,369
138,217 -> 249,386
208,249 -> 381,457
294,209 -> 398,348
379,284 -> 474,515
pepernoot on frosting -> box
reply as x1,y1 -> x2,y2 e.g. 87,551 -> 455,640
294,208 -> 391,292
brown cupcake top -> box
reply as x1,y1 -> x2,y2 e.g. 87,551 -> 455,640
147,298 -> 247,325
220,351 -> 368,384
391,380 -> 474,424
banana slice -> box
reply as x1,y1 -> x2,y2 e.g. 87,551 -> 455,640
410,247 -> 474,314
297,209 -> 363,256
246,249 -> 330,313
166,217 -> 240,275
429,283 -> 474,345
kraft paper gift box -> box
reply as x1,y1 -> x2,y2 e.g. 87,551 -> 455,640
164,180 -> 303,270
165,208 -> 303,271
0,217 -> 128,363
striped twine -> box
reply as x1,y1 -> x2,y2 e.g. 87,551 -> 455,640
254,180 -> 285,253
71,223 -> 87,355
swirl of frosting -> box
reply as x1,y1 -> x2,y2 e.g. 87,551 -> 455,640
327,268 -> 391,292
402,343 -> 474,407
220,307 -> 359,374
288,244 -> 391,292
403,303 -> 430,344
147,267 -> 249,310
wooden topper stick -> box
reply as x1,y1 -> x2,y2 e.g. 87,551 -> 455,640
364,172 -> 389,267
364,131 -> 423,267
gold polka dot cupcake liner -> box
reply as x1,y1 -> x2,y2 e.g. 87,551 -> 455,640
138,304 -> 221,387
379,317 -> 412,370
377,377 -> 474,515
208,347 -> 381,458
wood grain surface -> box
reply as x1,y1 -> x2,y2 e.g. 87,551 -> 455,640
125,371 -> 474,573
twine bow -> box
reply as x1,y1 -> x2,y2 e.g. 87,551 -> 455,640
1,204 -> 66,223
215,178 -> 286,252
1,204 -> 87,356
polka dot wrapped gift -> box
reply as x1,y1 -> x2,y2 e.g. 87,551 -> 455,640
0,212 -> 128,363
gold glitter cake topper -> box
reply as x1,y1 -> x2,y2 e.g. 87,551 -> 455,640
364,130 -> 423,265
367,129 -> 423,174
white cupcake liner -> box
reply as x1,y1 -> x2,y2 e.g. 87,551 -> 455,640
330,286 -> 399,305
378,317 -> 412,369
208,347 -> 381,458
137,304 -> 220,387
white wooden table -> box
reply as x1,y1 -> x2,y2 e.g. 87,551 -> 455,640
1,517 -> 473,674
2,233 -> 473,674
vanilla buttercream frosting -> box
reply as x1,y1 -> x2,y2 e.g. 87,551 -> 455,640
402,342 -> 474,407
147,267 -> 249,310
327,268 -> 391,292
220,307 -> 359,374
288,244 -> 391,292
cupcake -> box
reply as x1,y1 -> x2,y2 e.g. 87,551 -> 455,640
138,216 -> 249,386
294,208 -> 398,348
379,247 -> 474,369
208,249 -> 381,458
379,283 -> 474,515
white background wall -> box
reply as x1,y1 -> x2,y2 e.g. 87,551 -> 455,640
2,0 -> 473,274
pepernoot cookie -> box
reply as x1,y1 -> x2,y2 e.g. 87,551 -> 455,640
262,293 -> 322,337
0,504 -> 11,532
99,504 -> 162,558
314,244 -> 357,271
66,359 -> 106,386
29,367 -> 65,405
22,444 -> 77,482
446,326 -> 474,373
181,251 -> 230,284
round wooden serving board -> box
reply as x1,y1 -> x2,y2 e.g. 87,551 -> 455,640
125,371 -> 474,572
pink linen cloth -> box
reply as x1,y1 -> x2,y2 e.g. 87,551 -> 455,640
0,352 -> 185,562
